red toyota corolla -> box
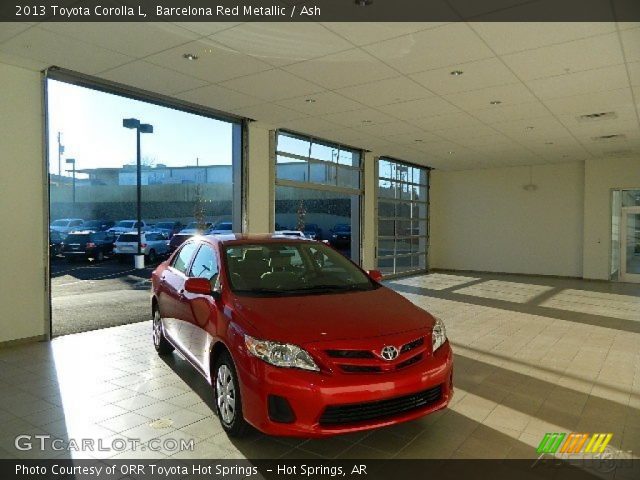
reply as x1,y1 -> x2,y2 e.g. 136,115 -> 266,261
151,234 -> 453,437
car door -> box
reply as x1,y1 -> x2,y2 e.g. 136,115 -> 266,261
182,243 -> 221,375
158,241 -> 199,360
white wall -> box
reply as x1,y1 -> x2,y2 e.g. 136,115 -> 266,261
0,63 -> 47,343
582,157 -> 640,280
244,123 -> 272,234
430,162 -> 585,277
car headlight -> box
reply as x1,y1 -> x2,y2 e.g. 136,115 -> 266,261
432,317 -> 447,352
244,335 -> 319,371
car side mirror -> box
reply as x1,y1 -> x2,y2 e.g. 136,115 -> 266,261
184,277 -> 213,295
367,270 -> 383,282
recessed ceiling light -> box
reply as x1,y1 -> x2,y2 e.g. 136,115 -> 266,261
361,120 -> 372,124
182,53 -> 198,61
305,98 -> 316,103
450,70 -> 464,76
448,151 -> 455,155
414,139 -> 424,143
355,0 -> 373,5
525,126 -> 535,130
490,100 -> 502,105
545,141 -> 554,145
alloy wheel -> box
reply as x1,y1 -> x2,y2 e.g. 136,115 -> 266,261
216,365 -> 236,425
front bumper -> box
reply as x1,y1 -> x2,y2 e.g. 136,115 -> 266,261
237,342 -> 453,437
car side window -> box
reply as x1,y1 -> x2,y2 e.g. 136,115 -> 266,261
172,242 -> 198,274
189,244 -> 219,282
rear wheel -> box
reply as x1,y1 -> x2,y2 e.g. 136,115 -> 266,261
214,351 -> 249,437
152,309 -> 174,355
147,249 -> 157,263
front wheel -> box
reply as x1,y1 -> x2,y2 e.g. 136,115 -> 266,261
214,352 -> 249,437
152,309 -> 174,355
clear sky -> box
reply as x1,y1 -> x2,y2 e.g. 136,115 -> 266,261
47,79 -> 233,178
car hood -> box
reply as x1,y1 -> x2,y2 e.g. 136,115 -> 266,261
232,286 -> 434,345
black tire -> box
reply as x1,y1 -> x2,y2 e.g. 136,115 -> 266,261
152,308 -> 174,355
96,250 -> 105,262
147,249 -> 156,263
214,351 -> 249,437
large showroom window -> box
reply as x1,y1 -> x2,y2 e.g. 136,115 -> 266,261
274,131 -> 362,263
46,70 -> 242,337
377,158 -> 430,276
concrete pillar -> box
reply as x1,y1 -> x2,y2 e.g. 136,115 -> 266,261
244,123 -> 273,234
362,151 -> 377,271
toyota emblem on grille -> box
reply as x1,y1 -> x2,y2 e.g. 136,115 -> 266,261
380,345 -> 399,361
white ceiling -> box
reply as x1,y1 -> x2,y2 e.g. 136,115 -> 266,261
1,20 -> 639,170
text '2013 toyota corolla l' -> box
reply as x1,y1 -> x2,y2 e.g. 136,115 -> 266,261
151,234 -> 453,437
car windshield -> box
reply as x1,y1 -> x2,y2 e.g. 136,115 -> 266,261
334,225 -> 350,233
65,234 -> 90,242
51,220 -> 69,227
225,242 -> 376,296
115,221 -> 134,228
118,234 -> 139,242
214,223 -> 232,230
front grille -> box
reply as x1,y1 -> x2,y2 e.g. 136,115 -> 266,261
397,353 -> 423,370
319,384 -> 442,425
400,337 -> 424,353
340,365 -> 382,373
326,349 -> 375,359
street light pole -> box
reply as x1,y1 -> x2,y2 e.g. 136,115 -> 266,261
65,158 -> 76,205
123,118 -> 153,269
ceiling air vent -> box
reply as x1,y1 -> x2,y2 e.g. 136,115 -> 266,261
577,111 -> 617,122
591,134 -> 626,142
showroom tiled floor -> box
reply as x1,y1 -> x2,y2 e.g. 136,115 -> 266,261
0,271 -> 638,464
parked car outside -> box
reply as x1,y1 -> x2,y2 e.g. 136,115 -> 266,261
114,232 -> 169,262
49,230 -> 64,258
208,221 -> 233,235
180,221 -> 213,234
50,218 -> 84,237
80,219 -> 115,232
303,223 -> 322,240
108,220 -> 148,236
168,233 -> 194,254
154,221 -> 184,239
61,231 -> 115,262
329,223 -> 351,248
274,230 -> 306,238
151,235 -> 452,438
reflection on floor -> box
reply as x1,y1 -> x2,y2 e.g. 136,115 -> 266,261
0,271 -> 638,465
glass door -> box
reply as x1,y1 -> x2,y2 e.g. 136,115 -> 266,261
620,206 -> 640,283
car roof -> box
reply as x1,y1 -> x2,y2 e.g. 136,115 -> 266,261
199,233 -> 316,247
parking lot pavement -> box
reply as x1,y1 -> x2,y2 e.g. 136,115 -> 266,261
51,258 -> 159,337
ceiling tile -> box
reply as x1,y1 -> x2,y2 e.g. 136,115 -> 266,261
145,39 -> 273,83
99,61 -> 208,95
0,51 -> 48,71
455,133 -> 521,148
275,91 -> 363,115
620,27 -> 640,63
472,100 -> 551,124
542,87 -> 634,115
433,124 -> 500,141
363,23 -> 494,74
443,82 -> 537,110
0,23 -> 34,44
172,22 -> 239,36
321,22 -> 444,46
230,103 -> 307,124
384,131 -> 445,145
377,96 -> 461,120
0,27 -> 132,74
276,116 -> 345,136
282,48 -> 397,89
352,122 -> 423,139
409,111 -> 484,131
501,33 -> 624,81
628,62 -> 640,87
470,22 -> 616,55
526,64 -> 629,99
219,69 -> 324,101
410,57 -> 518,95
319,108 -> 392,128
210,23 -> 353,66
335,76 -> 433,106
39,22 -> 199,58
176,84 -> 262,111
557,108 -> 639,137
490,116 -> 569,138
